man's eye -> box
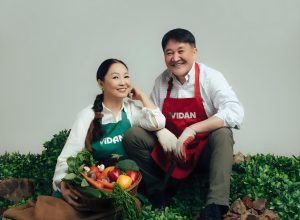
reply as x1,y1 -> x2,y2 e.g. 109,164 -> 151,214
124,75 -> 130,78
178,50 -> 184,54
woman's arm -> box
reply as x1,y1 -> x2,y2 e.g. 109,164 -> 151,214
127,86 -> 165,131
52,106 -> 94,191
129,86 -> 156,110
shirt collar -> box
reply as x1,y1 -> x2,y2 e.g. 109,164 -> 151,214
102,101 -> 125,114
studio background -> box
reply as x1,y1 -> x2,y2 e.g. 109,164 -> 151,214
1,0 -> 299,156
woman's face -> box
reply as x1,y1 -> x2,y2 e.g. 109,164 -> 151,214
98,63 -> 132,100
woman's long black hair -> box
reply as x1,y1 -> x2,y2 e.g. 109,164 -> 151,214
91,58 -> 128,142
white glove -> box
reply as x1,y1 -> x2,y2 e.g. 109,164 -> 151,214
174,127 -> 196,160
156,128 -> 178,153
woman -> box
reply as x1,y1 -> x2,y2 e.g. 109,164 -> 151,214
3,58 -> 165,220
53,58 -> 165,209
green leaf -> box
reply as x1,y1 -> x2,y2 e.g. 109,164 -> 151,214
81,178 -> 89,187
63,173 -> 77,181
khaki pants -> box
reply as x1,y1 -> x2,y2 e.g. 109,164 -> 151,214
123,127 -> 234,207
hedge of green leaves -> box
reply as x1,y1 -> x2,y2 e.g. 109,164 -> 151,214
1,130 -> 299,219
0,130 -> 70,197
230,154 -> 300,219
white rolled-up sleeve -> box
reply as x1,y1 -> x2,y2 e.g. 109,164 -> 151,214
127,101 -> 165,131
52,106 -> 94,191
209,71 -> 244,129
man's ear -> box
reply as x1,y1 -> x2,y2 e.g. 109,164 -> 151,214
193,47 -> 198,59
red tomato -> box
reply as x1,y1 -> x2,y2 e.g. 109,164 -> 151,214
108,168 -> 121,182
96,172 -> 104,180
125,170 -> 139,183
89,166 -> 100,174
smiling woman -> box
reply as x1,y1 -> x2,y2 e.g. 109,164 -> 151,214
2,58 -> 166,220
53,58 -> 165,204
98,62 -> 131,103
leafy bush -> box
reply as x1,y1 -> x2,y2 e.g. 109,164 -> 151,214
231,154 -> 300,219
0,130 -> 70,198
0,130 -> 299,219
37,129 -> 70,195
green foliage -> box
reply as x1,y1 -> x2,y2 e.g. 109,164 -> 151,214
36,129 -> 70,195
0,198 -> 14,209
0,152 -> 42,179
116,159 -> 140,172
112,183 -> 141,220
0,130 -> 299,219
231,154 -> 300,220
141,204 -> 190,220
0,129 -> 70,205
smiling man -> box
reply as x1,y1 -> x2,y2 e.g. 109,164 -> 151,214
123,28 -> 244,220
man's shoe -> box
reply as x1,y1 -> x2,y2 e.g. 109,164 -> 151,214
199,203 -> 225,220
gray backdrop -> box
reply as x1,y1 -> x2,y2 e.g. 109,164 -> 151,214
1,0 -> 299,156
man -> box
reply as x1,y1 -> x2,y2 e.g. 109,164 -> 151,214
123,28 -> 244,220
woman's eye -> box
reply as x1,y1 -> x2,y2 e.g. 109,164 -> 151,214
124,75 -> 130,78
113,76 -> 118,79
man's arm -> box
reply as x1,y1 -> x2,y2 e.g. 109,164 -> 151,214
189,115 -> 224,134
175,67 -> 244,159
208,70 -> 244,129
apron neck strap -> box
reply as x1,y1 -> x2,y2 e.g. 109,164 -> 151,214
166,77 -> 173,98
194,63 -> 200,98
166,63 -> 201,99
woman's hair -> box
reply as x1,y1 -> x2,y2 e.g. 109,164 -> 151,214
89,59 -> 128,145
161,28 -> 196,50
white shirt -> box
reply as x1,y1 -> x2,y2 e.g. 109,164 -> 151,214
52,98 -> 165,191
150,62 -> 244,129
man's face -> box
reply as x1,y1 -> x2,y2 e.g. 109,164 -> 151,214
164,40 -> 197,83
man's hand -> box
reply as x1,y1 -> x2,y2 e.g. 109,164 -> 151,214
156,128 -> 178,153
174,127 -> 196,160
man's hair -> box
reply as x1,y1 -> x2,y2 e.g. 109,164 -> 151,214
161,28 -> 196,50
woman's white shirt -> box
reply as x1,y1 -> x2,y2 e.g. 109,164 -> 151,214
52,98 -> 165,191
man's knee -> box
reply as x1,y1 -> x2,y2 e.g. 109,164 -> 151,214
209,127 -> 234,150
123,127 -> 142,142
123,127 -> 156,151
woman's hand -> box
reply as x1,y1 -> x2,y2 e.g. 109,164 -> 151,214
128,86 -> 156,109
60,181 -> 90,211
128,86 -> 145,101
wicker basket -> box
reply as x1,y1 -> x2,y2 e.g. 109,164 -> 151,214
76,172 -> 142,198
73,173 -> 142,213
125,172 -> 142,196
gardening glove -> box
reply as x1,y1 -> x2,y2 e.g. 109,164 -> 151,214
156,128 -> 178,153
174,127 -> 196,161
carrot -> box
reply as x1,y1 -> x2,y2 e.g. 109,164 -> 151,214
100,180 -> 115,189
102,166 -> 115,177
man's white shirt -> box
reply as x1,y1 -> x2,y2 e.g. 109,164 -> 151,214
150,62 -> 244,129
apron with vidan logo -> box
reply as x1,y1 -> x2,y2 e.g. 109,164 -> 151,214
92,110 -> 131,161
151,63 -> 209,179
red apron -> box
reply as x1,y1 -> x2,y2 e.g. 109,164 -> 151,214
151,63 -> 209,179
